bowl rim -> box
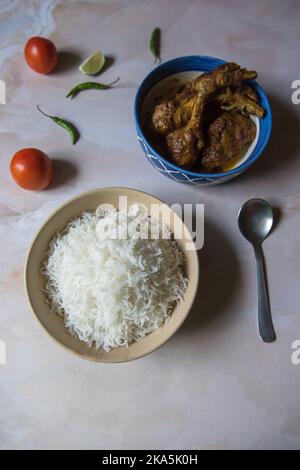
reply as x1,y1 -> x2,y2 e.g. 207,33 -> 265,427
24,186 -> 200,363
134,55 -> 272,178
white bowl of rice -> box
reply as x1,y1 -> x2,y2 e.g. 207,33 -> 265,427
25,187 -> 199,362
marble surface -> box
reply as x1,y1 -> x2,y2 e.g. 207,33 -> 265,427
1,0 -> 300,450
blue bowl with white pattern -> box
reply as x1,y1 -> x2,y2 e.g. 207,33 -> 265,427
134,56 -> 272,186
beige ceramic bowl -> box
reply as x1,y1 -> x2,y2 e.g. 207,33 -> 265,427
25,187 -> 199,362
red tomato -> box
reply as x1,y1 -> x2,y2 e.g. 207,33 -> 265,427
24,37 -> 58,74
10,148 -> 53,191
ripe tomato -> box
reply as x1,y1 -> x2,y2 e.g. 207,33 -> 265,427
24,37 -> 58,74
10,148 -> 53,191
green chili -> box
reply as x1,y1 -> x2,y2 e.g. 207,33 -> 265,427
150,27 -> 161,63
37,105 -> 79,145
66,78 -> 120,99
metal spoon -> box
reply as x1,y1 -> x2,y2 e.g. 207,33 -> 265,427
238,199 -> 276,342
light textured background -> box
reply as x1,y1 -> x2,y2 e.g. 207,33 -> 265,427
1,0 -> 300,450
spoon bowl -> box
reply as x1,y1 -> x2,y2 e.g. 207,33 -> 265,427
238,199 -> 273,245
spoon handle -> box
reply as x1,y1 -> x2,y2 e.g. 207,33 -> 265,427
254,244 -> 276,342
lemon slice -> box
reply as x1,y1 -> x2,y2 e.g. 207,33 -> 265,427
79,50 -> 105,75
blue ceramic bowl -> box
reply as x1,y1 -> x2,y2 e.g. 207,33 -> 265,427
134,56 -> 272,186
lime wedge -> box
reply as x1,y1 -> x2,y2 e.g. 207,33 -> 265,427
79,50 -> 105,75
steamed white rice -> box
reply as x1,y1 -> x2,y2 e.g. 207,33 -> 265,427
42,204 -> 188,351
